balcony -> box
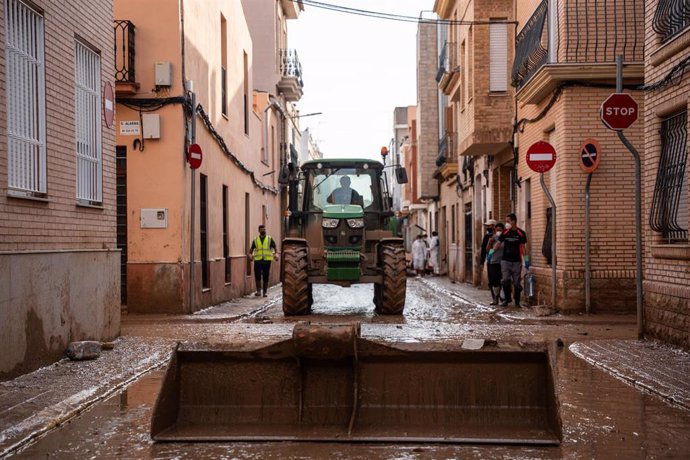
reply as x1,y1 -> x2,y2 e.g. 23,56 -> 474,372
436,40 -> 459,95
434,132 -> 458,180
653,0 -> 690,44
278,49 -> 304,102
113,20 -> 138,95
512,0 -> 645,104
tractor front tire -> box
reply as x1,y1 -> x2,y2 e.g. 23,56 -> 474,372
375,243 -> 406,315
282,243 -> 310,316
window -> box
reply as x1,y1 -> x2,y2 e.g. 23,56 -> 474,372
653,0 -> 690,43
650,111 -> 688,243
245,193 -> 251,275
243,51 -> 249,135
6,0 -> 46,195
75,41 -> 102,203
490,21 -> 508,92
467,26 -> 473,100
221,14 -> 228,116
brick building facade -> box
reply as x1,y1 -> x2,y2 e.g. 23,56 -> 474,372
0,0 -> 120,378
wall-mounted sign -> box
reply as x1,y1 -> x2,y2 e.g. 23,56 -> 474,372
120,120 -> 140,135
103,82 -> 114,128
579,138 -> 602,173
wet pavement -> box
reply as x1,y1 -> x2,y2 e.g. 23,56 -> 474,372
3,277 -> 690,459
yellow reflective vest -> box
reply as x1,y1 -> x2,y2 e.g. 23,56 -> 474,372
253,236 -> 273,261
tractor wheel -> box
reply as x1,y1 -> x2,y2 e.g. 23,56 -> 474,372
375,243 -> 407,315
282,243 -> 310,316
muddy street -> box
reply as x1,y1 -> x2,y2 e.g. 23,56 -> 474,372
6,277 -> 690,459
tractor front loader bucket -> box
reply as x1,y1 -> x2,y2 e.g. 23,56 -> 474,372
151,324 -> 562,445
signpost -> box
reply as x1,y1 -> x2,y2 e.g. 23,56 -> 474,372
601,56 -> 643,338
187,143 -> 203,169
526,141 -> 557,307
579,138 -> 602,314
601,93 -> 639,131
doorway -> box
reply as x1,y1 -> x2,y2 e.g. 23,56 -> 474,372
116,146 -> 127,306
464,204 -> 472,283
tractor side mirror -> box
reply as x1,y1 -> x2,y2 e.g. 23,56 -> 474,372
395,167 -> 408,184
278,165 -> 290,185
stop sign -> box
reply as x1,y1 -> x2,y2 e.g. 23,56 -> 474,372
526,141 -> 557,173
601,93 -> 638,130
187,143 -> 203,169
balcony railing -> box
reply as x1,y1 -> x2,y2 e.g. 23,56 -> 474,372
436,132 -> 456,167
280,49 -> 303,87
113,20 -> 135,83
278,49 -> 303,101
512,0 -> 645,89
653,0 -> 690,44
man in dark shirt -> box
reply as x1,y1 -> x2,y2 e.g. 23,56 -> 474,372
497,213 -> 527,307
248,224 -> 278,297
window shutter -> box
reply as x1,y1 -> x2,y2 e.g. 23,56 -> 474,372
490,23 -> 508,92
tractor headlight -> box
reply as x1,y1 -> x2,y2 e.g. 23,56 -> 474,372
346,218 -> 365,229
322,218 -> 339,228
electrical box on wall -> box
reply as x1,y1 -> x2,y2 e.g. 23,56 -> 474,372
141,208 -> 168,228
154,61 -> 173,86
142,113 -> 160,139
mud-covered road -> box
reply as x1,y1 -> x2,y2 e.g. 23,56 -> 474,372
9,278 -> 690,459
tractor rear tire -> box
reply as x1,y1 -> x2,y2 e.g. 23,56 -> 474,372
375,243 -> 406,315
282,243 -> 310,316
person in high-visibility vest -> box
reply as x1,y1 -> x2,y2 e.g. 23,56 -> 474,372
248,224 -> 278,297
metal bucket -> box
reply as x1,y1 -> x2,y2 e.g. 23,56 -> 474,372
151,324 -> 561,444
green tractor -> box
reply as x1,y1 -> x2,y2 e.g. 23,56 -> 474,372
278,158 -> 409,316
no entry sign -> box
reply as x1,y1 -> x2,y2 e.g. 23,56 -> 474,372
103,82 -> 114,129
187,143 -> 203,169
579,138 -> 601,173
526,141 -> 557,173
601,93 -> 638,130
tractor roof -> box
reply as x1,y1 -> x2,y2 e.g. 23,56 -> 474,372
301,158 -> 384,169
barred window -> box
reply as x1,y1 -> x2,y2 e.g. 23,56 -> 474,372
75,41 -> 102,204
5,0 -> 46,195
653,0 -> 690,43
650,111 -> 688,243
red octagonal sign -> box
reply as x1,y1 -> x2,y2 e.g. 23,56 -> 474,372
601,93 -> 638,130
187,143 -> 203,169
526,141 -> 557,173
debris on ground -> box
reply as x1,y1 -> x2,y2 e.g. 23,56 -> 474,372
65,341 -> 103,361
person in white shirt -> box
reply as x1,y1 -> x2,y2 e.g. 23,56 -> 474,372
428,231 -> 440,275
411,234 -> 428,277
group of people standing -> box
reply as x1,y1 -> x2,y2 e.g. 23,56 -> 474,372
411,232 -> 440,277
480,213 -> 528,307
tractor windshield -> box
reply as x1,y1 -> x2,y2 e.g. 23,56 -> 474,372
305,167 -> 380,212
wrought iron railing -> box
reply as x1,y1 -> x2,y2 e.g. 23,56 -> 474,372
436,132 -> 456,167
512,0 -> 645,89
114,20 -> 135,83
649,111 -> 688,243
653,0 -> 690,43
436,41 -> 448,83
280,49 -> 303,87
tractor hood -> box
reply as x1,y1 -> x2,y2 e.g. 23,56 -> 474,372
323,204 -> 364,219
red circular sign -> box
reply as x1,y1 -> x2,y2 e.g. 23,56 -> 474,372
187,143 -> 203,169
579,138 -> 602,173
526,141 -> 557,173
601,93 -> 638,130
103,82 -> 114,129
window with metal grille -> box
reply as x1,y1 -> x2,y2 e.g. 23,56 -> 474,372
6,0 -> 46,195
653,0 -> 690,43
650,111 -> 688,243
75,41 -> 102,203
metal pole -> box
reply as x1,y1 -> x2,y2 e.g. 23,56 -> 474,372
540,172 -> 557,307
585,173 -> 592,314
616,55 -> 643,339
189,91 -> 196,314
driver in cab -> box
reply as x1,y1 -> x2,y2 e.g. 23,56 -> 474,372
327,176 -> 363,206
